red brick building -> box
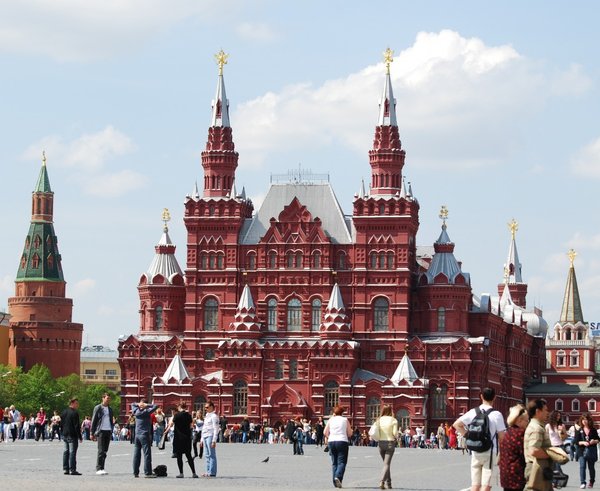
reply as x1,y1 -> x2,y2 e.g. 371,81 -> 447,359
118,53 -> 547,431
8,154 -> 83,377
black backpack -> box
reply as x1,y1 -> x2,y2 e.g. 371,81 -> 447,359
465,407 -> 496,452
153,465 -> 167,477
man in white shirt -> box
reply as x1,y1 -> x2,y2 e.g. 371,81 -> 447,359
201,401 -> 220,477
453,387 -> 506,491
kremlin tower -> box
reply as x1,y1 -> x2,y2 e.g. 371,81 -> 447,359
8,153 -> 83,377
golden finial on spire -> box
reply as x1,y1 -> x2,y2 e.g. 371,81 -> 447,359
42,150 -> 47,166
162,208 -> 171,231
215,49 -> 228,76
568,249 -> 577,267
508,218 -> 518,239
383,47 -> 394,74
439,205 -> 448,225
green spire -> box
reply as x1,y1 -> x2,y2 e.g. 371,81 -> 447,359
35,151 -> 52,193
16,222 -> 63,281
559,249 -> 584,324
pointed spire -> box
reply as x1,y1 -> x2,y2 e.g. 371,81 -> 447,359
390,351 -> 420,386
504,219 -> 523,283
193,181 -> 200,200
231,179 -> 238,199
146,209 -> 184,283
377,48 -> 398,127
560,249 -> 584,323
161,352 -> 191,383
358,179 -> 366,199
230,284 -> 260,335
210,49 -> 230,127
240,186 -> 246,200
35,151 -> 52,193
399,177 -> 407,199
320,284 -> 351,336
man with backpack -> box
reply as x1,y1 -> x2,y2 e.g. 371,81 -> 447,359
453,387 -> 506,491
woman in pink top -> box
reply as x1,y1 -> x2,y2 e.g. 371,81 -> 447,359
324,406 -> 353,488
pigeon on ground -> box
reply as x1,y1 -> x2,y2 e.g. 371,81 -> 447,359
261,457 -> 269,463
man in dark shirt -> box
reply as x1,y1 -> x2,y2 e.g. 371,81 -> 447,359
61,398 -> 83,475
131,398 -> 158,478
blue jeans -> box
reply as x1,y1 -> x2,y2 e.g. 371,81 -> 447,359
580,455 -> 596,484
203,435 -> 217,476
329,441 -> 349,484
63,437 -> 79,472
153,426 -> 164,447
133,433 -> 153,476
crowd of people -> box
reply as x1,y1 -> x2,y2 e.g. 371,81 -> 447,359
2,389 -> 596,490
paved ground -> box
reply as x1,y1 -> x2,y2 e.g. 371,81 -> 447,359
0,439 -> 584,490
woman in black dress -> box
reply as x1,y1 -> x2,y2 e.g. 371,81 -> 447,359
166,402 -> 198,478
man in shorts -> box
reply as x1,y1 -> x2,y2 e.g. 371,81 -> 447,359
453,387 -> 506,491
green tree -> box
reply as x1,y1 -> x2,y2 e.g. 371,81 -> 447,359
0,365 -> 21,408
15,364 -> 59,415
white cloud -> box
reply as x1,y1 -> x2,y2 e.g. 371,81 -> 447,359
70,278 -> 96,297
571,137 -> 600,178
0,0 -> 226,62
0,275 -> 14,300
233,30 -> 589,171
565,232 -> 600,251
83,169 -> 149,197
236,22 -> 277,42
23,125 -> 135,171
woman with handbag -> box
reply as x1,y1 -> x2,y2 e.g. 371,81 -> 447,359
545,411 -> 566,486
575,413 -> 599,489
499,404 -> 529,491
375,405 -> 398,490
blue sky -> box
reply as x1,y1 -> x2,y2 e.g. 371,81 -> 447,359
1,1 -> 599,348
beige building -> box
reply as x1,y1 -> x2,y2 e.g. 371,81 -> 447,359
0,311 -> 10,365
80,346 -> 121,393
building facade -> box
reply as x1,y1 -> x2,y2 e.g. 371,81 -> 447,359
8,155 -> 83,377
80,345 -> 121,393
119,52 -> 547,431
527,250 -> 600,424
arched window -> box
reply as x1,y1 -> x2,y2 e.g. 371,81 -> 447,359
324,380 -> 339,416
556,350 -> 566,367
387,252 -> 394,269
286,251 -> 294,268
193,395 -> 206,413
570,350 -> 580,367
566,328 -> 572,341
366,397 -> 381,425
555,399 -> 564,412
572,399 -> 580,412
432,385 -> 447,419
378,252 -> 386,269
247,252 -> 256,270
274,359 -> 283,379
155,305 -> 163,330
295,252 -> 302,268
396,409 -> 410,431
311,299 -> 322,331
338,252 -> 346,270
374,298 -> 389,331
370,252 -> 377,269
589,400 -> 597,412
204,298 -> 218,331
200,253 -> 208,269
267,298 -> 277,331
204,348 -> 215,360
313,251 -> 321,269
289,359 -> 298,380
32,254 -> 40,269
209,253 -> 216,269
269,251 -> 277,269
217,253 -> 224,269
287,298 -> 302,331
437,307 -> 446,332
233,380 -> 248,415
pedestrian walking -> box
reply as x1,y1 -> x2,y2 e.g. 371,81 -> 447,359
131,398 -> 158,478
453,387 -> 506,491
50,410 -> 62,441
374,405 -> 398,490
499,404 -> 528,491
60,397 -> 83,476
201,401 -> 220,477
324,405 -> 353,488
523,398 -> 552,491
91,393 -> 114,475
35,406 -> 47,441
575,413 -> 599,489
166,402 -> 198,478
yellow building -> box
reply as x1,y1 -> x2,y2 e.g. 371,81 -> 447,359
80,346 -> 121,393
0,311 -> 10,365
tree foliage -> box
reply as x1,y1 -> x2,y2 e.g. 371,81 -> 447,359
0,364 -> 119,418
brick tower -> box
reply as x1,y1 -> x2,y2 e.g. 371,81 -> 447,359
8,153 -> 83,376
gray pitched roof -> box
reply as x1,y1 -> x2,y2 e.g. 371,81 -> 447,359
240,182 -> 352,244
